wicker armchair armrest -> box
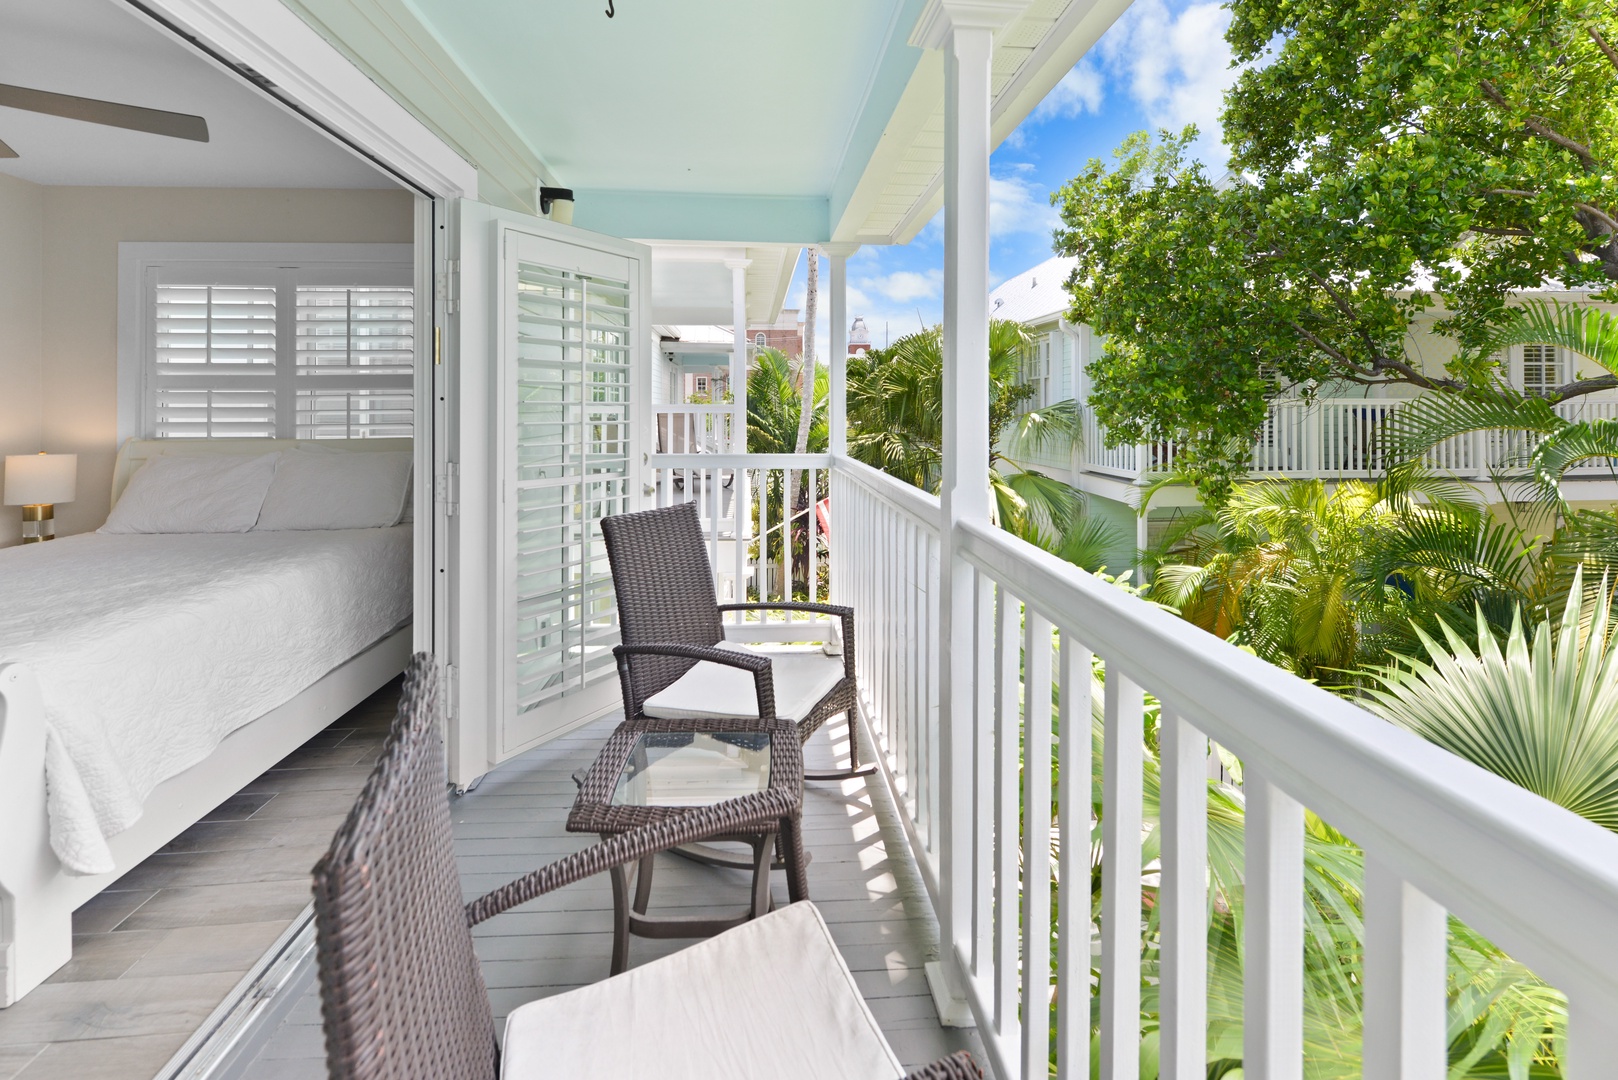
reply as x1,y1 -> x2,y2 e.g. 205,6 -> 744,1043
464,788 -> 796,926
612,642 -> 778,722
901,1051 -> 982,1079
717,603 -> 856,679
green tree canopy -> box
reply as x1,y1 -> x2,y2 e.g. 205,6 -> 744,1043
1053,0 -> 1618,497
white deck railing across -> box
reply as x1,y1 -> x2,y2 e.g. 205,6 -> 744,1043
1078,396 -> 1618,482
653,404 -> 741,455
653,450 -> 1618,1078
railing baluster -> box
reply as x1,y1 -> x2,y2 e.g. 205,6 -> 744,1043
1159,707 -> 1208,1080
908,518 -> 923,813
1362,855 -> 1446,1080
1243,769 -> 1304,1080
972,570 -> 995,980
1055,634 -> 1091,1080
993,585 -> 1022,1048
926,531 -> 942,853
1100,670 -> 1144,1080
1022,612 -> 1054,1078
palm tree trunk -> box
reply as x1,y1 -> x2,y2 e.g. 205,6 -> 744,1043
789,248 -> 819,590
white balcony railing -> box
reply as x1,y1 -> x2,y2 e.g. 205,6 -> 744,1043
654,404 -> 741,455
1077,397 -> 1618,483
652,449 -> 1618,1078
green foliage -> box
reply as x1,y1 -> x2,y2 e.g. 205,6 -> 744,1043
1052,0 -> 1618,493
1363,570 -> 1618,831
1058,659 -> 1565,1074
846,320 -> 1122,563
1145,473 -> 1542,680
1383,301 -> 1618,512
746,346 -> 826,455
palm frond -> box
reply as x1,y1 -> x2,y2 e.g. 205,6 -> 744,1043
1379,387 -> 1563,468
1479,299 -> 1618,379
1362,569 -> 1618,832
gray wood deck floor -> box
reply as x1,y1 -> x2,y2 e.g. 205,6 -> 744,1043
0,682 -> 400,1080
236,709 -> 977,1078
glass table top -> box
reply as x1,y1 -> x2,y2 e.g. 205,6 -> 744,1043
610,731 -> 773,808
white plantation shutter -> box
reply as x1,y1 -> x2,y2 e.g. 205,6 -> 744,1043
151,284 -> 279,437
507,245 -> 633,728
1521,344 -> 1564,398
140,254 -> 414,440
294,286 -> 415,438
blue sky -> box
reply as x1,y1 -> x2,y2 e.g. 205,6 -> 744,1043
784,0 -> 1240,356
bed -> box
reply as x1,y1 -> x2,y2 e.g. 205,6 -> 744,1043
0,438 -> 414,1007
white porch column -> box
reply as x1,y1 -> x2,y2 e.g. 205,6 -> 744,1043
726,258 -> 750,453
912,0 -> 1024,1023
824,243 -> 859,457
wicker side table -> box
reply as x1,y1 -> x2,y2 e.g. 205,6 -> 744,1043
567,716 -> 808,974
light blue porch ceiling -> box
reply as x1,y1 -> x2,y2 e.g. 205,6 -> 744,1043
402,0 -> 926,241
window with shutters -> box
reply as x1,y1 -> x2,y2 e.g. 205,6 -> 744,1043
120,243 -> 415,441
1520,344 -> 1565,398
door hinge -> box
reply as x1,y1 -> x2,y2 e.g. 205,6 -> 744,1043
443,662 -> 459,716
436,461 -> 460,517
437,259 -> 460,315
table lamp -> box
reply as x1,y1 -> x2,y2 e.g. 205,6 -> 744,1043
5,452 -> 77,543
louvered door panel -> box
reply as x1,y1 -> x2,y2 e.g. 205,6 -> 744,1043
500,230 -> 639,755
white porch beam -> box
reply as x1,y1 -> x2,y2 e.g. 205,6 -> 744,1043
912,0 -> 1026,1030
824,243 -> 859,458
726,258 -> 751,453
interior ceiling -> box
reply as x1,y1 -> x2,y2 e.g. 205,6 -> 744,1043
0,0 -> 396,188
403,0 -> 909,197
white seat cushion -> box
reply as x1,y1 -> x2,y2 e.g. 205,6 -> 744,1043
642,641 -> 845,723
501,901 -> 904,1080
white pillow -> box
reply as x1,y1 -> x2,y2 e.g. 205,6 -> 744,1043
254,448 -> 413,531
101,453 -> 280,534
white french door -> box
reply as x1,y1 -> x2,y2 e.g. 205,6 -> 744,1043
497,228 -> 640,754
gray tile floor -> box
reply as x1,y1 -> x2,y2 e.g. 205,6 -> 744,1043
0,682 -> 400,1080
237,711 -> 977,1078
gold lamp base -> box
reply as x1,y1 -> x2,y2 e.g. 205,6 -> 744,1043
21,503 -> 55,543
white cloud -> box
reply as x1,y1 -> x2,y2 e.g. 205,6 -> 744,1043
1031,59 -> 1104,123
990,172 -> 1060,238
859,269 -> 944,303
1097,0 -> 1237,169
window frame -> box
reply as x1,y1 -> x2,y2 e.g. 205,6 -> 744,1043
118,242 -> 415,442
1516,342 -> 1566,398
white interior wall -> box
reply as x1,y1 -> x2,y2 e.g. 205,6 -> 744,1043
0,173 -> 46,548
32,187 -> 414,538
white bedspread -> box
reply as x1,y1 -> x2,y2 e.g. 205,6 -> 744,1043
0,528 -> 411,875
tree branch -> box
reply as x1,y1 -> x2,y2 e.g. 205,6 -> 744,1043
1548,374 -> 1618,403
1478,78 -> 1600,171
1574,201 -> 1618,234
1589,24 -> 1618,76
1471,226 -> 1538,237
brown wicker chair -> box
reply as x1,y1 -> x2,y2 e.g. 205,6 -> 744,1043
311,654 -> 978,1080
601,500 -> 872,782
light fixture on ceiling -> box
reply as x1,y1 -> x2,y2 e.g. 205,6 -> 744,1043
540,186 -> 575,226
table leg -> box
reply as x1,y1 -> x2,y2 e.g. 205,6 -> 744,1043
749,830 -> 775,919
609,860 -> 632,975
780,813 -> 809,903
632,853 -> 656,915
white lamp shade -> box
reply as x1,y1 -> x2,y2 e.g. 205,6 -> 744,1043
5,454 -> 77,506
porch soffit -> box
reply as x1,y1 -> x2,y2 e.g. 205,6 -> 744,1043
831,0 -> 1138,246
274,0 -> 1134,248
281,0 -> 554,215
645,243 -> 801,326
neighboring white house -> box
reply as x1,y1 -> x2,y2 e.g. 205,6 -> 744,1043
988,255 -> 1618,564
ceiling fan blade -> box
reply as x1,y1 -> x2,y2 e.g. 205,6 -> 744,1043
0,84 -> 207,143
0,136 -> 16,159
